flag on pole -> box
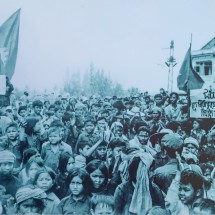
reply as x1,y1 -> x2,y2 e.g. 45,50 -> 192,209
177,45 -> 204,92
0,9 -> 20,79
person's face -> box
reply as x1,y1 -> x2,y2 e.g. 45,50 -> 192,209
152,110 -> 160,120
155,97 -> 163,105
203,168 -> 212,186
6,126 -> 18,141
36,172 -> 53,192
96,146 -> 107,159
91,203 -> 114,215
48,132 -> 61,145
193,121 -> 200,130
28,163 -> 40,180
90,169 -> 105,189
137,131 -> 149,145
66,157 -> 75,173
84,122 -> 95,134
170,94 -> 178,104
18,199 -> 41,215
115,126 -> 123,137
112,146 -> 124,158
34,106 -> 42,115
19,109 -> 27,118
97,119 -> 106,131
79,145 -> 91,157
55,109 -> 64,119
184,143 -> 198,155
5,109 -> 14,120
75,108 -> 84,117
178,183 -> 196,205
0,162 -> 13,176
69,176 -> 84,196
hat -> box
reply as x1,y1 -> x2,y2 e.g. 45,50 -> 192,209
16,187 -> 47,204
127,107 -> 144,117
0,150 -> 16,163
184,137 -> 199,149
184,164 -> 203,177
162,133 -> 183,150
149,129 -> 173,146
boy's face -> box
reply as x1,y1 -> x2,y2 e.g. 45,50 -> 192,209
97,119 -> 106,131
18,198 -> 40,214
91,203 -> 114,215
96,146 -> 107,160
179,183 -> 196,205
6,126 -> 19,141
49,132 -> 61,145
19,109 -> 27,118
79,145 -> 91,156
155,97 -> 163,105
59,127 -> 65,139
34,106 -> 42,115
55,109 -> 64,119
137,131 -> 149,145
85,122 -> 95,134
115,126 -> 123,137
0,162 -> 13,176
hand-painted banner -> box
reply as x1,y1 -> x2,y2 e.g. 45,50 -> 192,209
190,86 -> 215,118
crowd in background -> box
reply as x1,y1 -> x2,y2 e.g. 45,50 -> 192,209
0,85 -> 214,215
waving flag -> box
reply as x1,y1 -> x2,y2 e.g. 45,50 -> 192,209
0,9 -> 20,79
177,45 -> 204,92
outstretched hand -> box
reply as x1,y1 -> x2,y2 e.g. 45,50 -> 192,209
176,152 -> 184,172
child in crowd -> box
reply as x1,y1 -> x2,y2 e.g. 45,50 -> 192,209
18,148 -> 39,183
55,152 -> 75,199
41,126 -> 72,172
13,187 -> 47,215
33,167 -> 60,215
75,116 -> 100,153
165,153 -> 204,215
199,163 -> 215,201
0,150 -> 21,197
86,160 -> 109,195
55,168 -> 91,215
4,122 -> 27,168
31,100 -> 43,120
21,154 -> 44,185
90,194 -> 115,215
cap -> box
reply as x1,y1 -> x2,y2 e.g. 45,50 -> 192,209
149,129 -> 173,146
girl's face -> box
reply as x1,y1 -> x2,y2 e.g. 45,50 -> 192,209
6,127 -> 18,141
66,157 -> 75,173
36,172 -> 53,192
69,176 -> 84,196
28,163 -> 40,180
90,169 -> 105,189
18,199 -> 40,215
178,183 -> 196,205
193,121 -> 200,129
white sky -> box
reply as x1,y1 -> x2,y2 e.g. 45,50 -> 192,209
0,0 -> 215,94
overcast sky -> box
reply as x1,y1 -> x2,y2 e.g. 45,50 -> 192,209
0,0 -> 214,93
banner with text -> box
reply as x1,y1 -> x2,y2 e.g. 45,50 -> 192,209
190,86 -> 215,118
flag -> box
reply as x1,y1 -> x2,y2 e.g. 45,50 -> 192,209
0,9 -> 20,79
177,45 -> 204,92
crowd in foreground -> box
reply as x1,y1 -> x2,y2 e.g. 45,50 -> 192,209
0,87 -> 214,215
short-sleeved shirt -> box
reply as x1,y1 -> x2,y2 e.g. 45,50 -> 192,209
41,141 -> 72,171
55,195 -> 91,215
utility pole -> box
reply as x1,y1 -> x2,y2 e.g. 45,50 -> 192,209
165,41 -> 177,92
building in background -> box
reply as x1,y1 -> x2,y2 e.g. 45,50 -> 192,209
192,37 -> 215,83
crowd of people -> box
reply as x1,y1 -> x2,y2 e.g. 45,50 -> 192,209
0,87 -> 214,215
